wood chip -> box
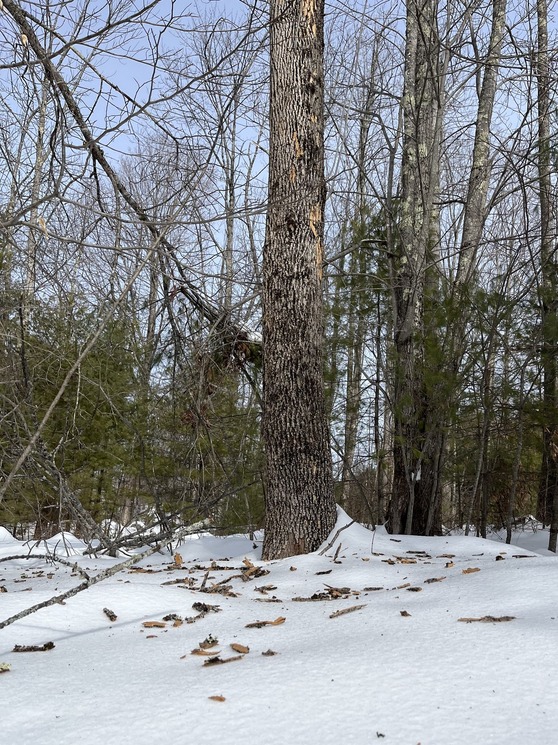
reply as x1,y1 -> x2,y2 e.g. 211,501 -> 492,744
192,602 -> 221,614
424,577 -> 446,584
208,695 -> 226,702
103,607 -> 117,622
191,648 -> 221,656
329,604 -> 366,619
142,621 -> 166,628
261,649 -> 277,656
13,642 -> 55,652
245,617 -> 286,629
203,655 -> 243,666
462,567 -> 481,574
254,585 -> 277,595
406,586 -> 422,592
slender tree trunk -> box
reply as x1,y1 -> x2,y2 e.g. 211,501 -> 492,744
261,0 -> 336,559
456,0 -> 507,288
389,0 -> 441,534
534,0 -> 558,551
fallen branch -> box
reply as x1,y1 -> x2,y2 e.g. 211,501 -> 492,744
457,615 -> 516,623
0,543 -> 165,631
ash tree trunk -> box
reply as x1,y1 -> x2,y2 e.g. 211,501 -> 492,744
262,0 -> 337,560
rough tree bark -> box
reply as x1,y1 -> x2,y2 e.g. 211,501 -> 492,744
262,0 -> 337,559
534,0 -> 558,551
389,0 -> 441,535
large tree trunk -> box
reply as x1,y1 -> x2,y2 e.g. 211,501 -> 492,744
261,0 -> 336,559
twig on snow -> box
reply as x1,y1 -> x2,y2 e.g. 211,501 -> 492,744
318,521 -> 355,556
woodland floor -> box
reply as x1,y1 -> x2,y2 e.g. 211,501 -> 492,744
1,510 -> 557,745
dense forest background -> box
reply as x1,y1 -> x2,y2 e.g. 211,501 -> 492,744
0,0 -> 557,548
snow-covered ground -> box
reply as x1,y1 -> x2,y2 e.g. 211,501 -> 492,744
1,510 -> 557,745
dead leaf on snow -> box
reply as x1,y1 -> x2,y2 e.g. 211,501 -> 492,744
174,553 -> 183,568
208,695 -> 226,702
0,663 -> 11,673
406,587 -> 422,592
230,643 -> 249,654
400,610 -> 411,617
445,561 -> 455,568
424,577 -> 446,584
199,636 -> 219,649
192,648 -> 222,656
261,649 -> 277,656
103,607 -> 117,622
462,567 -> 481,575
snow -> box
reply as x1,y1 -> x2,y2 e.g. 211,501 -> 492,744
1,509 -> 558,745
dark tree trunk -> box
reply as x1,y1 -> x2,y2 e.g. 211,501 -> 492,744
261,0 -> 336,559
389,0 -> 441,535
535,0 -> 558,550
